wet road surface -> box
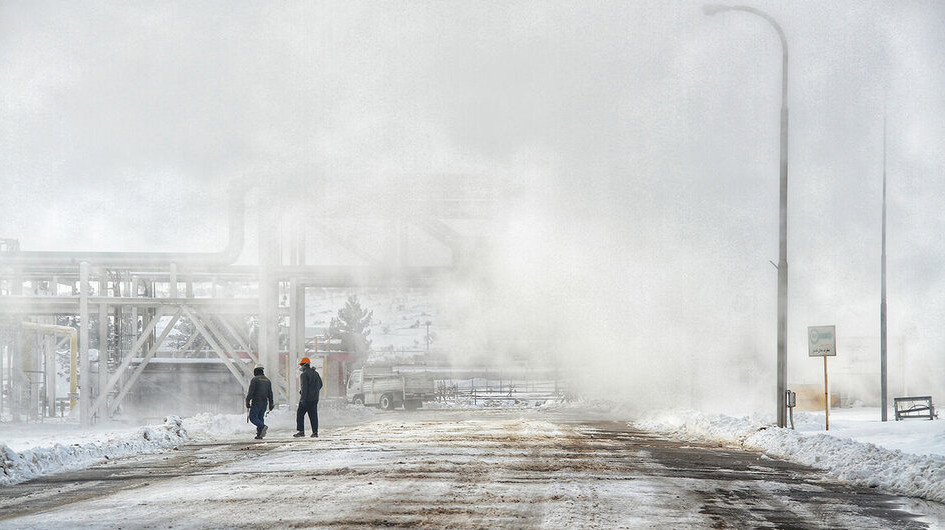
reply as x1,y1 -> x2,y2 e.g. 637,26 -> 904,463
1,410 -> 942,529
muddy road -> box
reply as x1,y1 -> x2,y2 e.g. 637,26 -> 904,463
1,409 -> 942,529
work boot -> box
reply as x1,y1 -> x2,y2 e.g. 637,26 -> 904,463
293,431 -> 306,438
254,434 -> 262,440
310,432 -> 318,438
261,426 -> 268,439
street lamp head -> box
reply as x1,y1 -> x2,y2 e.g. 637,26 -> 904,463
702,4 -> 730,16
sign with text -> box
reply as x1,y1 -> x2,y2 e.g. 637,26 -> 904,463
808,325 -> 837,357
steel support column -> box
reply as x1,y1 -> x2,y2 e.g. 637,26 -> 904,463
290,280 -> 305,400
258,207 -> 281,402
97,302 -> 107,420
45,332 -> 56,417
169,263 -> 178,298
79,261 -> 91,426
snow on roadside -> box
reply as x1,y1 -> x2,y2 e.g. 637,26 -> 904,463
0,416 -> 187,487
636,410 -> 945,504
1,401 -> 373,487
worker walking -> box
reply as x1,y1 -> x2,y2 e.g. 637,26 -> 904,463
246,366 -> 274,440
294,357 -> 323,438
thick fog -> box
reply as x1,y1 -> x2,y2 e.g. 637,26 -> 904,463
2,1 -> 944,415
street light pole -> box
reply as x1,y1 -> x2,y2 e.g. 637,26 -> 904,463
880,114 -> 888,421
704,4 -> 790,428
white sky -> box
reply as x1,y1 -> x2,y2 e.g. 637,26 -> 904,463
2,1 -> 943,411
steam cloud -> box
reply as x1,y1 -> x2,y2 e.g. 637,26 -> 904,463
3,2 -> 944,415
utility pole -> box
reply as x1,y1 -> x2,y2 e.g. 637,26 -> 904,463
425,321 -> 432,353
704,4 -> 790,427
880,114 -> 888,421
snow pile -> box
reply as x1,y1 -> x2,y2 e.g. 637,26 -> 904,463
794,408 -> 945,457
0,416 -> 187,487
637,410 -> 945,504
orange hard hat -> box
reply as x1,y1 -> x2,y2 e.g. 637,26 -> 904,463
299,357 -> 311,365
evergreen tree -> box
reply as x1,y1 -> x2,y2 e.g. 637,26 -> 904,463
328,295 -> 373,362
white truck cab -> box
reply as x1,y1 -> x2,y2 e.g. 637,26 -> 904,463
346,367 -> 434,410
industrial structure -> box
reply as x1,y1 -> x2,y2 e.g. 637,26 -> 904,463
0,180 -> 491,425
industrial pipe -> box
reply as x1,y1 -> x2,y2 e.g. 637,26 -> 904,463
0,184 -> 247,268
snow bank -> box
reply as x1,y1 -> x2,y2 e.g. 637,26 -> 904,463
1,400 -> 374,486
637,410 -> 945,504
0,416 -> 187,487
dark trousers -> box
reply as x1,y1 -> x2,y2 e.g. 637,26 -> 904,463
296,400 -> 318,434
249,403 -> 267,435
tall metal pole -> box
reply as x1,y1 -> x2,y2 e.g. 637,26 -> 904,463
704,5 -> 790,427
79,261 -> 91,426
258,204 -> 282,402
880,115 -> 888,421
45,332 -> 56,417
425,321 -> 431,353
98,301 -> 108,420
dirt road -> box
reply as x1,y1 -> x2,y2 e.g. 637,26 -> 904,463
1,409 -> 942,529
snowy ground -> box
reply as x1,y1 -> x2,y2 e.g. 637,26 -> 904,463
794,407 -> 945,457
3,408 -> 942,529
0,399 -> 371,487
182,399 -> 377,442
0,416 -> 186,487
2,403 -> 944,528
636,406 -> 945,504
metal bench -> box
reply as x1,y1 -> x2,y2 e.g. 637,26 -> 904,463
894,396 -> 937,420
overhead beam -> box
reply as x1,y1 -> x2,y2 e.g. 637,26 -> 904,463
0,184 -> 246,268
0,296 -> 266,316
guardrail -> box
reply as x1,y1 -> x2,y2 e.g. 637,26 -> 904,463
434,378 -> 571,405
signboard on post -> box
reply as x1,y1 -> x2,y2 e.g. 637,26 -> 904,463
808,325 -> 837,430
808,325 -> 837,357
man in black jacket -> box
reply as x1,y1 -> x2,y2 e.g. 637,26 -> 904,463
246,366 -> 274,440
294,357 -> 323,438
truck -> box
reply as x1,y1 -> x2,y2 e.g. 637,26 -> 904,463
345,366 -> 436,410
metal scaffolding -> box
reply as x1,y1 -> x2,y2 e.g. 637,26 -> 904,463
1,183 -> 483,426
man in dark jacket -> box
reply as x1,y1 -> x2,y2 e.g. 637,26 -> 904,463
246,366 -> 274,440
294,357 -> 323,438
